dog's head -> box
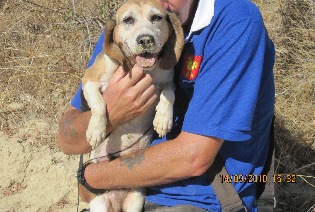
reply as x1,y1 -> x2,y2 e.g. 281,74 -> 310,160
104,0 -> 184,72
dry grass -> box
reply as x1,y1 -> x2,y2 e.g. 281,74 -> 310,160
0,0 -> 125,147
254,0 -> 315,210
0,0 -> 314,211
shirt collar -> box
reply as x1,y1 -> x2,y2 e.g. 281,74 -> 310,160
185,0 -> 215,42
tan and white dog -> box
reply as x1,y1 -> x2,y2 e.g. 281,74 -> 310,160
81,0 -> 184,211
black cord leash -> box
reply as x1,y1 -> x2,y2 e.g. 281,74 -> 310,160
77,154 -> 108,194
76,125 -> 153,211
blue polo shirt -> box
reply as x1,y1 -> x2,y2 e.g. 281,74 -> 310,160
71,0 -> 275,211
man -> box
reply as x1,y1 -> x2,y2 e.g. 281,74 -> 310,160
57,0 -> 275,211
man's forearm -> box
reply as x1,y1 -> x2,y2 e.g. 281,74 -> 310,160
84,132 -> 223,190
84,143 -> 189,190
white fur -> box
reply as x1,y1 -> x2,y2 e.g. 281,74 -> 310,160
153,81 -> 175,137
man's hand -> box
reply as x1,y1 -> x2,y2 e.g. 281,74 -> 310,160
78,184 -> 96,203
103,64 -> 158,128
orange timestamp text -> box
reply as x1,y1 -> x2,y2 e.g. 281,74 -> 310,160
220,174 -> 297,183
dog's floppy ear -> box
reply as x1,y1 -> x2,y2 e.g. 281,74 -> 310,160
159,12 -> 184,70
104,16 -> 133,72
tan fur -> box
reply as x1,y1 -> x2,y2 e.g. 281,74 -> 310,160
81,0 -> 184,211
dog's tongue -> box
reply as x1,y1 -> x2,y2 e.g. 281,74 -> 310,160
136,54 -> 156,68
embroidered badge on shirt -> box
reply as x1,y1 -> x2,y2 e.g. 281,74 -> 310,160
181,54 -> 202,81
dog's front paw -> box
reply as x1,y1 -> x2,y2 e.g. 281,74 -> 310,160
86,116 -> 107,149
153,101 -> 173,137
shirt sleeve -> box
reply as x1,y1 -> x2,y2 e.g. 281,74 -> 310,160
182,15 -> 274,142
71,31 -> 105,111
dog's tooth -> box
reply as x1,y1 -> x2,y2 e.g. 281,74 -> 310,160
136,55 -> 156,68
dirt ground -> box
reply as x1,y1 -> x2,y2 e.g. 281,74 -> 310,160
0,119 -> 90,211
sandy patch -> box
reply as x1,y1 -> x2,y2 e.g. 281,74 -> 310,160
0,120 -> 89,211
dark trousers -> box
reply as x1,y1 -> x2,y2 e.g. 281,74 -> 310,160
143,201 -> 207,212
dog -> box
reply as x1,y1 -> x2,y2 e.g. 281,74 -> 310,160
81,0 -> 184,211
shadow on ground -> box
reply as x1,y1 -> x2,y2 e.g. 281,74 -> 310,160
274,116 -> 315,211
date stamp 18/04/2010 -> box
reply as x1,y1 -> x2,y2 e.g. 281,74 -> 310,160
219,174 -> 297,183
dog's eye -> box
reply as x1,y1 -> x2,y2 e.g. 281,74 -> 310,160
151,15 -> 163,22
123,16 -> 134,24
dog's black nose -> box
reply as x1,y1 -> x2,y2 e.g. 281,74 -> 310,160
137,34 -> 155,49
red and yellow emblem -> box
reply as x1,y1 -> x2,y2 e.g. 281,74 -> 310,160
182,54 -> 202,81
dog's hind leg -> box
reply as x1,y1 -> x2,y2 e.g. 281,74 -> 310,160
90,195 -> 110,212
123,188 -> 146,212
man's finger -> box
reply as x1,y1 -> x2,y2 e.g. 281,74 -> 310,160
108,66 -> 127,85
142,91 -> 158,111
78,184 -> 96,203
121,64 -> 144,87
132,73 -> 154,97
140,84 -> 156,103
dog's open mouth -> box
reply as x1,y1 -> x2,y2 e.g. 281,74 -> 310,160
135,52 -> 158,69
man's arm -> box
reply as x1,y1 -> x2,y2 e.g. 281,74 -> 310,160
57,65 -> 157,155
57,107 -> 93,154
84,131 -> 223,190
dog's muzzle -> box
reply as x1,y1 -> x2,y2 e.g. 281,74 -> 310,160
137,34 -> 155,50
